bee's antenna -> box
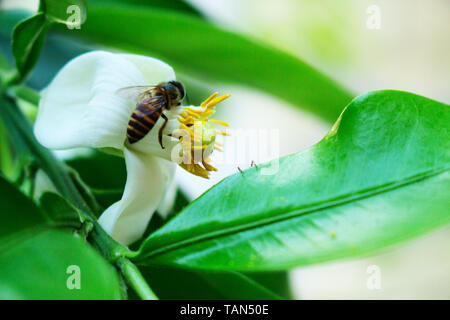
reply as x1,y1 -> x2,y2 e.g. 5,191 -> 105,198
237,166 -> 244,175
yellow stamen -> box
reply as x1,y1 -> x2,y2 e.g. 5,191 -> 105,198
201,93 -> 218,108
179,123 -> 194,136
208,94 -> 231,108
177,93 -> 231,178
208,119 -> 229,127
199,110 -> 215,118
193,144 -> 208,150
186,109 -> 202,117
216,130 -> 230,136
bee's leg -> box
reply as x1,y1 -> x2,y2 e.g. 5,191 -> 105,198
158,113 -> 169,149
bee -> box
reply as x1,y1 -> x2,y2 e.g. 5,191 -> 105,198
116,81 -> 185,148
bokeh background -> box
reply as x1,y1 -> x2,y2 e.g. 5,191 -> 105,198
2,0 -> 449,299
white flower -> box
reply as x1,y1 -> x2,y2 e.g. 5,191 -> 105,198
34,51 -> 230,245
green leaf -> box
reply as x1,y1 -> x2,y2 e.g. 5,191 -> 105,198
65,151 -> 126,191
134,265 -> 281,300
0,100 -> 35,184
0,175 -> 122,299
199,271 -> 282,300
65,151 -> 126,209
0,9 -> 92,90
0,229 -> 122,299
40,0 -> 87,26
132,90 -> 450,271
38,192 -> 81,226
0,48 -> 9,70
244,271 -> 293,299
12,13 -> 49,81
62,4 -> 353,121
0,175 -> 45,243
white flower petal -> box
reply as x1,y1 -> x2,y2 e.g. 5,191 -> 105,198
156,171 -> 177,219
34,51 -> 175,151
98,148 -> 176,245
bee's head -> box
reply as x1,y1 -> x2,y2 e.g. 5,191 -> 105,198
168,80 -> 185,100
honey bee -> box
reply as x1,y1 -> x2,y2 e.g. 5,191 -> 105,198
116,81 -> 185,148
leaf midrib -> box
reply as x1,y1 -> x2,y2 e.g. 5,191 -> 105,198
135,165 -> 449,262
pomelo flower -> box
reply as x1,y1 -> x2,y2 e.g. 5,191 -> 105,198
34,51 -> 230,245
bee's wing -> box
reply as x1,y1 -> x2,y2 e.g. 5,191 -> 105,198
139,95 -> 166,116
115,85 -> 155,101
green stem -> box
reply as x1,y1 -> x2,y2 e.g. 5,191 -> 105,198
0,118 -> 14,178
117,258 -> 159,300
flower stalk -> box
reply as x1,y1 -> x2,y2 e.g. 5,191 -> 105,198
117,257 -> 158,300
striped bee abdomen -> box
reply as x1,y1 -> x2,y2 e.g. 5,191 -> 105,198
127,100 -> 162,144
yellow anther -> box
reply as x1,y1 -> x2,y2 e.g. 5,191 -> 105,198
202,160 -> 217,172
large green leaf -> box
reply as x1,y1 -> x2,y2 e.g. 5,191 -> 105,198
90,0 -> 203,18
0,175 -> 122,299
0,229 -> 122,299
60,3 -> 353,121
245,271 -> 292,299
132,90 -> 450,271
